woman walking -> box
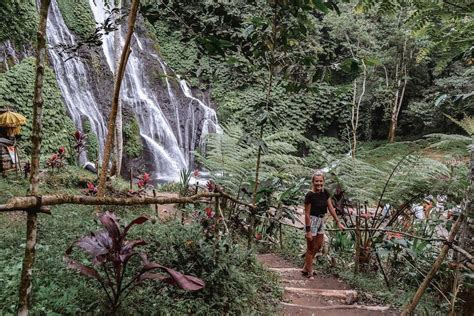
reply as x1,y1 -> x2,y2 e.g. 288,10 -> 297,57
302,171 -> 344,279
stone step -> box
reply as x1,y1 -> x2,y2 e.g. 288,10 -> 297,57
280,302 -> 391,312
284,287 -> 358,303
268,267 -> 302,273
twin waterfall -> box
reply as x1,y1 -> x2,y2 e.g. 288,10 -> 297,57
47,0 -> 219,181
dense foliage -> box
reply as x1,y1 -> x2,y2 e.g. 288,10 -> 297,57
0,0 -> 38,47
149,0 -> 473,143
0,57 -> 75,154
56,0 -> 96,40
0,172 -> 281,314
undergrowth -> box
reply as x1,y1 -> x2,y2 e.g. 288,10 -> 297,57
0,165 -> 282,314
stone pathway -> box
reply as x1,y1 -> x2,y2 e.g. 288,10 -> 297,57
257,253 -> 397,316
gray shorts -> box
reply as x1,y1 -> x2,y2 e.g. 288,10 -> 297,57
310,215 -> 325,236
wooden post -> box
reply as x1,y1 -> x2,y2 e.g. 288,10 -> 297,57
153,189 -> 158,220
279,222 -> 283,250
129,167 -> 133,190
18,0 -> 51,314
402,213 -> 465,315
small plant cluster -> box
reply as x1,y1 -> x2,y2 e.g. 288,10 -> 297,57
128,172 -> 152,197
45,147 -> 66,171
64,211 -> 205,312
72,130 -> 87,155
197,206 -> 221,240
83,181 -> 97,196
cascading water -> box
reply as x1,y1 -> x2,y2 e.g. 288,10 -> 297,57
46,0 -> 219,181
46,0 -> 107,164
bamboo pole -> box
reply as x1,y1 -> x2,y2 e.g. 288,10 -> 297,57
0,191 -> 255,212
18,1 -> 51,314
402,213 -> 465,315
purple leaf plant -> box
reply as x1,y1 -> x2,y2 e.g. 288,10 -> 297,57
64,211 -> 205,311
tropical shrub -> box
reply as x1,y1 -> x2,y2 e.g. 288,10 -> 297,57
64,211 -> 205,312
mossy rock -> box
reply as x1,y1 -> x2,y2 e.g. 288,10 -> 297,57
0,57 -> 76,154
123,115 -> 143,158
0,0 -> 38,46
56,0 -> 96,40
83,120 -> 99,161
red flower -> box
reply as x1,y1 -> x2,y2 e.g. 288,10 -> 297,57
193,169 -> 200,177
255,233 -> 262,241
204,207 -> 214,218
58,147 -> 65,155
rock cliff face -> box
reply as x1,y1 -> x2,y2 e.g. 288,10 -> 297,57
1,0 -> 220,182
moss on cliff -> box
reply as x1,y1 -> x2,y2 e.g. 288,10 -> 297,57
82,120 -> 99,161
56,0 -> 96,39
0,57 -> 75,154
123,116 -> 143,158
0,0 -> 38,46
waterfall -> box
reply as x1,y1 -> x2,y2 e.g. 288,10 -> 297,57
47,0 -> 107,164
46,0 -> 219,181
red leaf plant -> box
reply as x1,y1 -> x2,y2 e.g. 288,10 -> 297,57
64,211 -> 204,311
83,181 -> 97,196
72,130 -> 87,154
46,147 -> 66,170
137,172 -> 151,189
206,180 -> 216,192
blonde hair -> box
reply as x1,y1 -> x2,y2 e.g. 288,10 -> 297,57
311,170 -> 325,182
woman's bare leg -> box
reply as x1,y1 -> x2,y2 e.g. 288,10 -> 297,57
303,238 -> 318,275
313,233 -> 324,258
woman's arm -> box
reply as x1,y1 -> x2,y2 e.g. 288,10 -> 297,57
305,203 -> 312,240
328,198 -> 345,230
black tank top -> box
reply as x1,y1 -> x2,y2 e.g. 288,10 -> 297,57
304,189 -> 330,216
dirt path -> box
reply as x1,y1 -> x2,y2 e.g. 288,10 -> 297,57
148,192 -> 179,220
257,253 -> 397,316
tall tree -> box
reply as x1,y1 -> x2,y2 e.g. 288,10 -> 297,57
18,0 -> 51,314
97,0 -> 139,198
387,35 -> 412,142
113,0 -> 124,177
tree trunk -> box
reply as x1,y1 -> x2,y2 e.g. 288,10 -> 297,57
402,213 -> 465,315
18,0 -> 51,314
114,0 -> 123,176
388,38 -> 409,143
97,0 -> 139,198
351,61 -> 366,158
461,138 -> 474,315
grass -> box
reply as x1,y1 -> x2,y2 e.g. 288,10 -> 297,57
0,165 -> 282,315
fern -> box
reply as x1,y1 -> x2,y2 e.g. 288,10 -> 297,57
196,124 -> 310,197
323,150 -> 453,206
444,115 -> 474,136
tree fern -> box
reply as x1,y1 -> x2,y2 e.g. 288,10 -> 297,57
196,124 -> 310,197
444,115 -> 474,137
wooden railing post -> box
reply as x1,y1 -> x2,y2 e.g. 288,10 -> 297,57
402,213 -> 465,315
18,1 -> 51,314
